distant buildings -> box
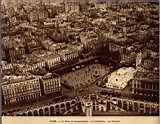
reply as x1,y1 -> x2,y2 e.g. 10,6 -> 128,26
58,46 -> 80,63
2,63 -> 14,75
3,36 -> 26,63
29,8 -> 39,22
80,31 -> 100,53
17,54 -> 46,73
41,39 -> 67,51
33,50 -> 61,70
38,5 -> 49,20
64,0 -> 80,12
25,36 -> 42,53
136,49 -> 159,73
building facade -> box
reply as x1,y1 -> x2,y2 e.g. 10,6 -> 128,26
58,47 -> 79,63
41,77 -> 62,95
131,79 -> 159,102
2,77 -> 41,105
33,50 -> 61,70
2,63 -> 14,75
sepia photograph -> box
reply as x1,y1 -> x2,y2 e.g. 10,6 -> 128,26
0,0 -> 159,123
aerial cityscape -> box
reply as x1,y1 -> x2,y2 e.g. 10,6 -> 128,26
1,0 -> 159,116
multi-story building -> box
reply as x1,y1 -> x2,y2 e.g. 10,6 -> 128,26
41,39 -> 54,50
109,42 -> 125,54
46,3 -> 65,15
17,54 -> 46,73
136,49 -> 159,73
41,39 -> 67,52
46,5 -> 58,18
38,5 -> 49,20
131,71 -> 159,102
2,46 -> 7,61
26,37 -> 42,53
49,43 -> 67,52
108,41 -> 126,63
64,0 -> 80,12
41,76 -> 62,95
58,47 -> 79,63
1,14 -> 10,37
29,8 -> 39,22
131,79 -> 159,101
120,46 -> 137,65
15,6 -> 29,23
2,63 -> 14,75
44,54 -> 61,70
80,31 -> 99,53
4,36 -> 26,63
2,76 -> 41,105
67,43 -> 84,55
33,50 -> 61,70
8,47 -> 25,63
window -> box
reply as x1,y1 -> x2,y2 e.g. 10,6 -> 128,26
153,85 -> 155,89
23,86 -> 26,91
134,103 -> 138,111
149,84 -> 152,89
31,84 -> 34,89
3,90 -> 6,96
140,103 -> 144,108
146,84 -> 148,89
29,85 -> 31,89
8,89 -> 12,97
16,87 -> 19,94
141,83 -> 145,89
3,85 -> 7,89
118,100 -> 122,107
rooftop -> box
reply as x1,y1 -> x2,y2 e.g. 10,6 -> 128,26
134,71 -> 159,80
3,36 -> 25,49
32,50 -> 60,61
17,54 -> 43,65
106,67 -> 137,89
2,72 -> 38,85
